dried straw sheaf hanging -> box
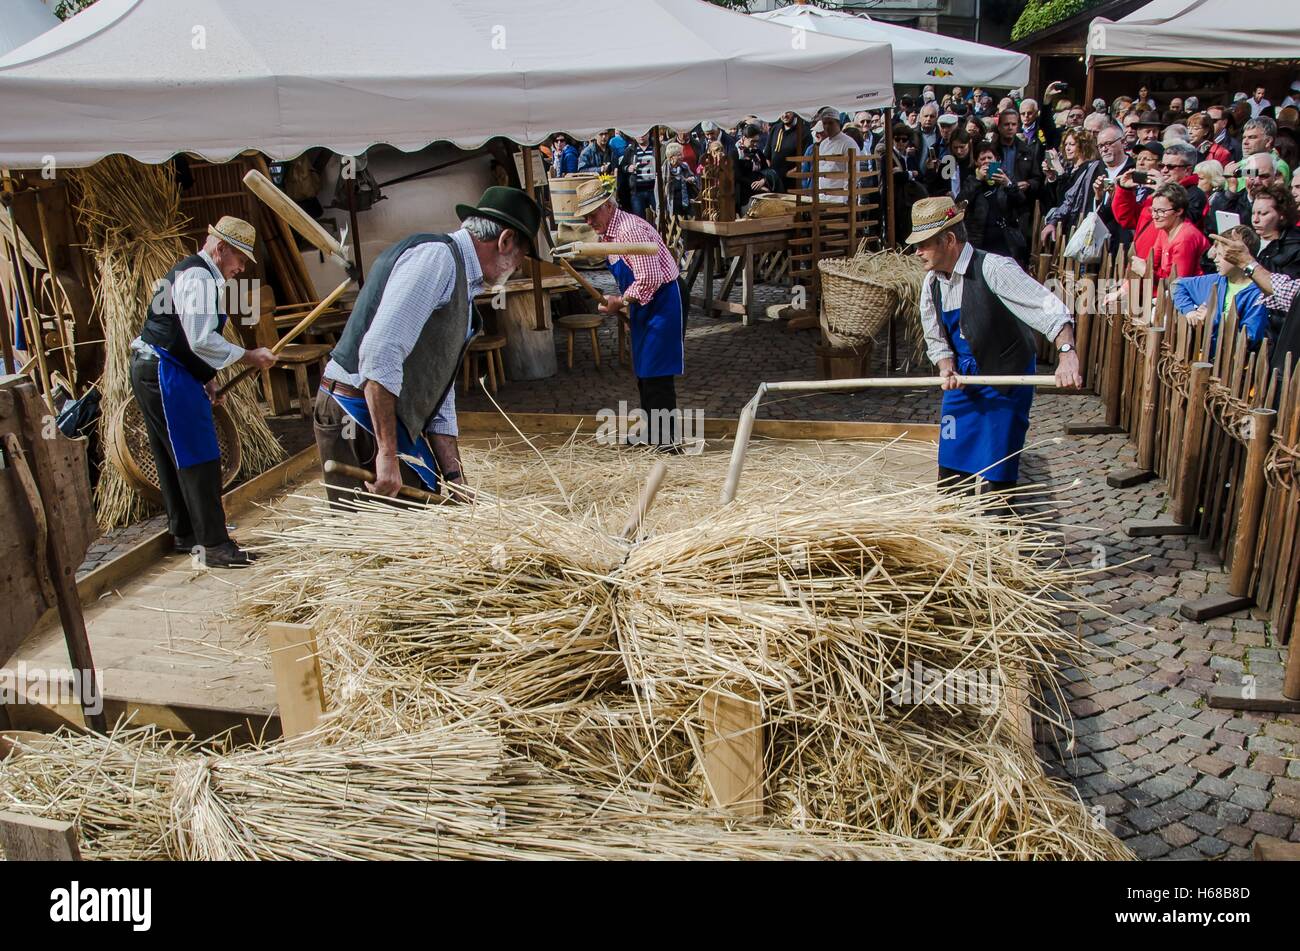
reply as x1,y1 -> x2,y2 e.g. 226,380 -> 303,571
74,155 -> 283,530
232,440 -> 1130,860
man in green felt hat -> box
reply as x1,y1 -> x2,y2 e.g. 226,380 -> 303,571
316,186 -> 542,504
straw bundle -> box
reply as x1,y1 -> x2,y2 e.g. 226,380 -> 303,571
0,721 -> 964,861
0,439 -> 1130,859
74,155 -> 283,530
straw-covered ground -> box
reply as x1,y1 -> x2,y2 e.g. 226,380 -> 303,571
0,437 -> 1134,859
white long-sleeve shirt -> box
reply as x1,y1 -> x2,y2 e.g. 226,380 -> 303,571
919,242 -> 1073,365
130,249 -> 244,370
323,229 -> 481,436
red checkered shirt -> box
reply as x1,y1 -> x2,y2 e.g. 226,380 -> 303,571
601,208 -> 679,305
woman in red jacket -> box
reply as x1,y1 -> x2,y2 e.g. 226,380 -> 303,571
1149,182 -> 1209,279
1112,142 -> 1163,260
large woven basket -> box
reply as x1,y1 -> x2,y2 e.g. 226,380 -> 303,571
817,257 -> 899,346
108,399 -> 242,506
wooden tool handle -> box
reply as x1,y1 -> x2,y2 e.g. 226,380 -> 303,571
621,461 -> 668,539
555,241 -> 661,259
243,170 -> 349,264
554,257 -> 606,305
323,460 -> 443,504
215,279 -> 352,397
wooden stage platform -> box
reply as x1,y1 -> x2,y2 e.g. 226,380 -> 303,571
2,412 -> 939,740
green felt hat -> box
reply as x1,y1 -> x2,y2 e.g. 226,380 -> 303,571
456,186 -> 542,258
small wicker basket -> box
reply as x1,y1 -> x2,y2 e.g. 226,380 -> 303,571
108,399 -> 242,505
817,257 -> 899,346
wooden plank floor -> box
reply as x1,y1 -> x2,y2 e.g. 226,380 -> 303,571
3,425 -> 937,733
3,477 -> 323,731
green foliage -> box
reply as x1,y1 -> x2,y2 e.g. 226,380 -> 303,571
54,0 -> 99,21
1011,0 -> 1106,41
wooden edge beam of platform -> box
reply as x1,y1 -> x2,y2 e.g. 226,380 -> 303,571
0,810 -> 81,860
267,622 -> 327,739
457,411 -> 940,444
1180,593 -> 1254,622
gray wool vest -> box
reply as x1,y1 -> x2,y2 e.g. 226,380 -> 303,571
330,234 -> 479,440
930,248 -> 1035,381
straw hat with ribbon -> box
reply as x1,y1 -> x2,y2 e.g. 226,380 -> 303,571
574,177 -> 616,217
208,216 -> 257,263
904,196 -> 966,246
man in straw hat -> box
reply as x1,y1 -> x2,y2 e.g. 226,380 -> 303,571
129,216 -> 277,569
315,186 -> 542,503
576,177 -> 685,449
910,197 -> 1082,502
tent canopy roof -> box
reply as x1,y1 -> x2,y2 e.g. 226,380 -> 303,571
752,3 -> 1029,90
1088,0 -> 1300,66
0,0 -> 894,169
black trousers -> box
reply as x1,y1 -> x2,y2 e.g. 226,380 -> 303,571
637,375 -> 678,445
129,352 -> 229,547
312,388 -> 431,510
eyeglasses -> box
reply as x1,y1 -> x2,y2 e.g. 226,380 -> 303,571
1161,162 -> 1189,171
1150,207 -> 1177,218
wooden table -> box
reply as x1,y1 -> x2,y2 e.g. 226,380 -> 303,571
679,216 -> 795,326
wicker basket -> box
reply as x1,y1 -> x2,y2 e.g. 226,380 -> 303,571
108,399 -> 242,506
817,257 -> 899,347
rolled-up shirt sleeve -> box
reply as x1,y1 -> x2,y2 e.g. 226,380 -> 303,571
427,385 -> 457,436
357,244 -> 457,397
920,272 -> 954,365
981,254 -> 1073,343
174,267 -> 244,370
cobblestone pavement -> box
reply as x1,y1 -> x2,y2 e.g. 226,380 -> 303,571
82,274 -> 1298,859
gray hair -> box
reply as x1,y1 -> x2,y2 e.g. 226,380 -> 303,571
919,102 -> 939,118
1164,142 -> 1198,167
1246,151 -> 1277,174
1244,116 -> 1277,141
462,215 -> 510,243
1020,98 -> 1039,111
1195,159 -> 1225,189
1162,124 -> 1190,145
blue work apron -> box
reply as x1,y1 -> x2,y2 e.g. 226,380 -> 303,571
609,258 -> 684,378
937,305 -> 1035,484
323,389 -> 441,492
154,314 -> 225,470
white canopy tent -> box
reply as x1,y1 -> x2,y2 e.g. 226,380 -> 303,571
0,0 -> 60,60
0,0 -> 895,169
753,3 -> 1029,90
1087,0 -> 1300,70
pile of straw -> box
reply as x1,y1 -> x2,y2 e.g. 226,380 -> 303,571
0,439 -> 1131,859
75,155 -> 283,530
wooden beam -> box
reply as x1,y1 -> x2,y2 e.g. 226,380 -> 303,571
1106,468 -> 1155,488
0,810 -> 81,860
1180,593 -> 1254,622
266,622 -> 326,739
1208,684 -> 1300,714
1254,836 -> 1300,860
701,689 -> 764,817
1063,423 -> 1127,436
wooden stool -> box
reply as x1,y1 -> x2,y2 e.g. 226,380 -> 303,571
556,314 -> 605,370
272,343 -> 334,419
462,334 -> 507,393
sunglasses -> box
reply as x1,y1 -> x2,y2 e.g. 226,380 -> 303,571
1160,162 -> 1189,170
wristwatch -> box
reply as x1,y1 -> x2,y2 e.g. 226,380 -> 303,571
1058,343 -> 1075,354
1244,263 -> 1257,278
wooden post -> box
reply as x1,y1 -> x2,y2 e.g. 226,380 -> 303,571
701,689 -> 764,817
1227,408 -> 1276,597
1102,311 -> 1125,427
1126,361 -> 1212,537
652,125 -> 668,241
13,384 -> 106,733
521,146 -> 546,331
345,175 -> 365,287
0,811 -> 81,860
267,621 -> 326,739
1136,325 -> 1163,471
1183,407 -> 1277,622
883,128 -> 896,249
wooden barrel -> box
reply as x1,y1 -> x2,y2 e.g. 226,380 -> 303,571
549,173 -> 598,226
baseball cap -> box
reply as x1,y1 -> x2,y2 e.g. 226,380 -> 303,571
938,114 -> 959,126
1133,141 -> 1165,159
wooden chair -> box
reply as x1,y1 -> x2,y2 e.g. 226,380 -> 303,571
617,314 -> 631,367
462,334 -> 507,393
556,314 -> 605,370
273,343 -> 335,419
